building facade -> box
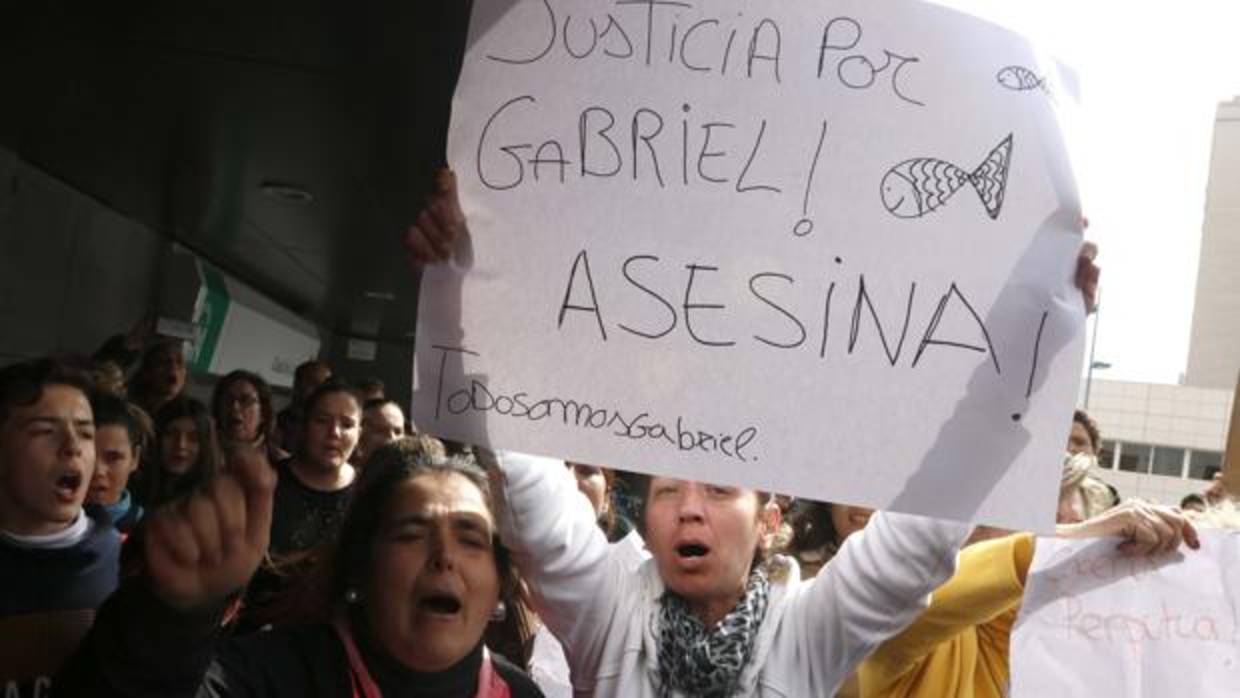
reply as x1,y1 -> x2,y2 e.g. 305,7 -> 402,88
1084,96 -> 1239,506
1185,97 -> 1240,389
1082,379 -> 1231,506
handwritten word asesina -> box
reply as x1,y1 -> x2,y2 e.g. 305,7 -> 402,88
555,248 -> 1008,372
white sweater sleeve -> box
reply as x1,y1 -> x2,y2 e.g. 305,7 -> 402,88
492,450 -> 627,680
790,511 -> 972,691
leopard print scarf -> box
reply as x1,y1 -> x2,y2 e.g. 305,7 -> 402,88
655,567 -> 771,698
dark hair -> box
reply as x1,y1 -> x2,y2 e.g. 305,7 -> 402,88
1073,410 -> 1101,453
211,370 -> 275,445
565,462 -> 622,540
302,379 -> 359,420
90,393 -> 153,457
293,360 -> 331,396
90,359 -> 127,396
334,442 -> 503,597
354,433 -> 447,486
362,397 -> 403,415
357,378 -> 385,396
130,339 -> 185,405
786,500 -> 841,555
1181,493 -> 1207,509
270,439 -> 527,643
1104,482 -> 1121,508
295,379 -> 360,458
145,396 -> 221,506
599,468 -> 619,539
0,358 -> 95,429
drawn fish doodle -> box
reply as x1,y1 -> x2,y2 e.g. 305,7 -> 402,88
880,134 -> 1013,220
997,65 -> 1048,93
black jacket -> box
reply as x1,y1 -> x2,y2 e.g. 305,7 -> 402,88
57,584 -> 544,698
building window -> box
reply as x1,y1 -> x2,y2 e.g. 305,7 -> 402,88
1151,446 -> 1185,478
1117,442 -> 1152,474
1097,440 -> 1116,469
1188,450 -> 1223,480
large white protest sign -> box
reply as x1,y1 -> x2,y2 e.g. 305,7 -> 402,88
412,0 -> 1087,530
1011,532 -> 1240,697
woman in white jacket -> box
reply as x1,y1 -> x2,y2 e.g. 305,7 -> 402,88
489,450 -> 970,697
404,169 -> 1102,698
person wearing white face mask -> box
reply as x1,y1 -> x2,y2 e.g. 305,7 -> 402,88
1057,451 -> 1115,525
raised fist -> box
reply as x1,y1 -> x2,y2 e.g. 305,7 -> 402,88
143,446 -> 276,609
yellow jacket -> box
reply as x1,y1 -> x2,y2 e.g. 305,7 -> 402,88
858,532 -> 1035,698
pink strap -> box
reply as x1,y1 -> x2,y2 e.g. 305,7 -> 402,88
332,616 -> 383,698
331,617 -> 512,698
477,647 -> 513,698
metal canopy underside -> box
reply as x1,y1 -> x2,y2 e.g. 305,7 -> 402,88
0,0 -> 478,342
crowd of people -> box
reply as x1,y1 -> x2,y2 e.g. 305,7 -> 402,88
0,171 -> 1235,698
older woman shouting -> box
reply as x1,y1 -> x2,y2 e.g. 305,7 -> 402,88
57,440 -> 544,697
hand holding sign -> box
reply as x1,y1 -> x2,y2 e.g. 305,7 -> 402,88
143,445 -> 276,610
404,169 -> 467,267
1075,240 -> 1100,314
1057,501 -> 1200,557
414,0 -> 1094,530
1013,528 -> 1240,696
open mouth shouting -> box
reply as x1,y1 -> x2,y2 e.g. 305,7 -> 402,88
673,540 -> 712,571
54,469 -> 86,504
415,590 -> 465,622
677,543 -> 709,557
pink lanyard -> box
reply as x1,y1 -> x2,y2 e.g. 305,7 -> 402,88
332,617 -> 512,698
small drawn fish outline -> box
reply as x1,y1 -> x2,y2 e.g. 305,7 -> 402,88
879,134 -> 1014,221
997,65 -> 1048,93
